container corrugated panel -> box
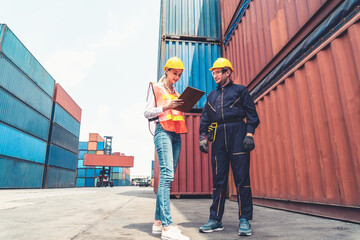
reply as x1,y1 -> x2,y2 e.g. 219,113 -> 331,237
76,178 -> 85,187
160,0 -> 221,39
158,40 -> 221,108
78,150 -> 87,159
0,87 -> 50,140
228,20 -> 360,208
87,141 -> 97,151
49,123 -> 79,154
0,157 -> 43,188
154,113 -> 213,195
0,25 -> 55,97
0,55 -> 52,118
97,142 -> 104,150
79,142 -> 88,150
46,144 -> 78,171
53,83 -> 82,123
52,103 -> 80,138
0,123 -> 47,164
85,178 -> 94,187
77,168 -> 86,178
44,166 -> 76,188
222,0 -> 326,86
220,0 -> 241,37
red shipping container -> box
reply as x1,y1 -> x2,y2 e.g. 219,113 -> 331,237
154,113 -> 213,196
53,83 -> 82,123
89,133 -> 104,142
84,154 -> 134,167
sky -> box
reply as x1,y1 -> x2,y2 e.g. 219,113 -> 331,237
0,0 -> 161,177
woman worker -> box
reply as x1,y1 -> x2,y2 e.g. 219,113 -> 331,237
144,57 -> 190,240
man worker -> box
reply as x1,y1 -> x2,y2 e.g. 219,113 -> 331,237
199,58 -> 260,236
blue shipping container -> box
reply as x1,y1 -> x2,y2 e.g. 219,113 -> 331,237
95,168 -> 101,176
158,40 -> 221,108
44,166 -> 76,188
77,159 -> 84,168
79,141 -> 88,150
0,25 -> 55,98
46,144 -> 78,170
0,123 -> 47,164
113,167 -> 119,173
76,177 -> 85,187
50,123 -> 79,154
77,168 -> 86,178
85,178 -> 94,187
78,150 -> 87,159
52,103 -> 80,138
0,157 -> 43,188
86,168 -> 95,177
0,87 -> 50,140
97,142 -> 104,150
160,0 -> 221,39
0,55 -> 53,118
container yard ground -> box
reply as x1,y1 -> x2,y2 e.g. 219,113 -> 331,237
0,187 -> 359,240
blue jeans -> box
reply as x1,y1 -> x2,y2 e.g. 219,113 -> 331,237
154,123 -> 181,226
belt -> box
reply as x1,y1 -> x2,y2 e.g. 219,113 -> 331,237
218,117 -> 244,125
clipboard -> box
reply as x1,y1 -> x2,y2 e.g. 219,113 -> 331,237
173,86 -> 205,112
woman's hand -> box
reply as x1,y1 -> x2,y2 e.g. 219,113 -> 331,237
163,99 -> 184,111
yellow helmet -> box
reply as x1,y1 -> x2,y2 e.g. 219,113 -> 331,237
164,57 -> 185,70
209,58 -> 234,71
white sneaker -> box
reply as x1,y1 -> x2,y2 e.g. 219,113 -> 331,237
161,226 -> 190,240
152,224 -> 162,235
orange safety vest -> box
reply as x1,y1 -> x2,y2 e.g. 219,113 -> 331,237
151,82 -> 187,134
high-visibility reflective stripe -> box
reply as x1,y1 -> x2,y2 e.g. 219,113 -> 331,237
163,94 -> 178,100
166,115 -> 184,121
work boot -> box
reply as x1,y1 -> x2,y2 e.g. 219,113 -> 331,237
199,219 -> 224,233
238,218 -> 252,236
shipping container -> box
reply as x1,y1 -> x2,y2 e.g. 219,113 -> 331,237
96,151 -> 104,155
77,159 -> 84,168
79,141 -> 88,150
78,150 -> 87,159
53,83 -> 82,123
97,142 -> 104,150
87,150 -> 96,154
160,0 -> 221,39
77,168 -> 86,178
0,123 -> 47,164
0,87 -> 50,141
44,166 -> 76,188
220,0 -> 241,37
0,25 -> 55,98
226,2 -> 360,222
0,55 -> 53,119
52,103 -> 80,138
158,40 -> 221,108
85,178 -> 94,187
84,154 -> 134,167
49,123 -> 79,154
0,157 -> 44,188
89,133 -> 104,142
87,141 -> 98,151
154,113 -> 213,196
46,144 -> 78,171
86,168 -> 95,178
221,0 -> 330,87
76,177 -> 85,187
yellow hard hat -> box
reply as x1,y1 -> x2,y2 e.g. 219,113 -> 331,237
164,57 -> 185,70
209,58 -> 234,71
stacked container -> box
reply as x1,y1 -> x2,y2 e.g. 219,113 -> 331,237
221,0 -> 360,222
76,134 -> 132,187
154,0 -> 222,196
43,84 -> 82,188
0,24 -> 54,188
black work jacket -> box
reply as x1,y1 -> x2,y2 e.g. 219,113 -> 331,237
200,81 -> 260,140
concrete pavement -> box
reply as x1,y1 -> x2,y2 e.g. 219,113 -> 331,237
0,186 -> 359,240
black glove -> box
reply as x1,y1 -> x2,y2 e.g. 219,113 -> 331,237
199,139 -> 209,153
243,136 -> 255,152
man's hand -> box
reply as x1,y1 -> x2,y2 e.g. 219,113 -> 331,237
243,136 -> 255,152
199,139 -> 209,153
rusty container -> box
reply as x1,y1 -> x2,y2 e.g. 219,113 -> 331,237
226,10 -> 360,222
154,113 -> 213,196
221,0 -> 329,87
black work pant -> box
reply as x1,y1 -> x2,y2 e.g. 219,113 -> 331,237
209,121 -> 253,221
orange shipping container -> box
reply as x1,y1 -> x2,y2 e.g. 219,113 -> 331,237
96,151 -> 104,155
53,83 -> 82,123
87,142 -> 97,151
89,133 -> 104,142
